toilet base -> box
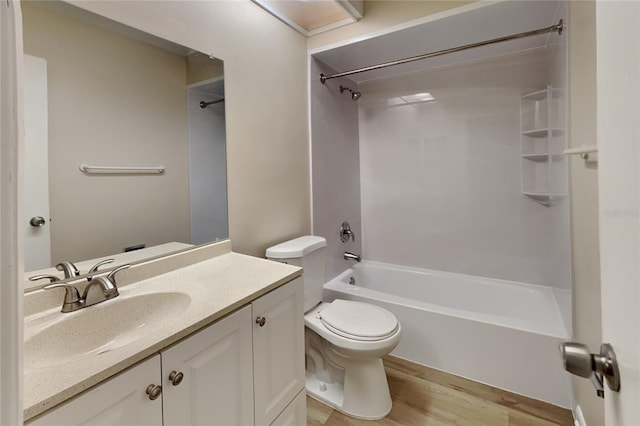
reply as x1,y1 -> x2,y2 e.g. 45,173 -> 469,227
305,358 -> 392,420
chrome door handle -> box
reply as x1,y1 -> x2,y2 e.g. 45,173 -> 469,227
560,342 -> 621,397
30,216 -> 46,227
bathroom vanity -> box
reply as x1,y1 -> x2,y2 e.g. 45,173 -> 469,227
24,240 -> 306,425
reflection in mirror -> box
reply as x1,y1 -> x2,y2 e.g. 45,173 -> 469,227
22,1 -> 227,285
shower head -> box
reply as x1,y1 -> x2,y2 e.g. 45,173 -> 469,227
339,85 -> 361,101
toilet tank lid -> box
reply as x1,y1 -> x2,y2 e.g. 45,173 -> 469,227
266,236 -> 327,259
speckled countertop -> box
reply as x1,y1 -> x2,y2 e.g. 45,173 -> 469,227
23,242 -> 301,421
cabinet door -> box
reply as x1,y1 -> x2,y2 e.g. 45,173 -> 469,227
252,278 -> 305,426
269,389 -> 307,426
28,356 -> 162,426
161,305 -> 254,426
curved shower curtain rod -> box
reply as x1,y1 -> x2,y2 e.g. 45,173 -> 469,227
320,20 -> 564,84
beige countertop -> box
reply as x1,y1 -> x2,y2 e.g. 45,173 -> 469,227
23,244 -> 301,421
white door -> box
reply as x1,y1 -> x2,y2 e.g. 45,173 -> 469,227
596,1 -> 640,424
252,278 -> 305,426
24,55 -> 51,271
161,305 -> 254,426
28,356 -> 162,425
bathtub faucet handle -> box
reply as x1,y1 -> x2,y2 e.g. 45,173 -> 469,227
340,221 -> 355,243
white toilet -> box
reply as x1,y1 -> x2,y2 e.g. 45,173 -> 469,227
266,236 -> 401,420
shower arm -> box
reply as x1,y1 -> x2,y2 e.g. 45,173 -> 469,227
199,98 -> 225,108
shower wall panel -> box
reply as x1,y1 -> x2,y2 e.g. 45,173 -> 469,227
310,58 -> 362,281
358,50 -> 571,288
188,86 -> 228,244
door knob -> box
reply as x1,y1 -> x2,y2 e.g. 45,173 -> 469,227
30,216 -> 46,227
560,342 -> 621,397
255,316 -> 266,327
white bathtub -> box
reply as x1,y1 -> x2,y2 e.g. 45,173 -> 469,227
323,261 -> 571,407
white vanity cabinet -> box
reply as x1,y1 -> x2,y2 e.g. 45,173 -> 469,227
252,278 -> 305,425
161,305 -> 255,426
28,355 -> 163,426
27,278 -> 305,426
270,390 -> 307,426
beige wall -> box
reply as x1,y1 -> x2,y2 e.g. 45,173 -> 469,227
568,1 -> 604,424
22,3 -> 191,264
308,0 -> 474,51
63,0 -> 311,258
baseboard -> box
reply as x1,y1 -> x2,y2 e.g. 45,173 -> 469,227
573,404 -> 587,426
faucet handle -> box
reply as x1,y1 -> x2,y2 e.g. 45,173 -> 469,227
107,264 -> 130,284
87,258 -> 115,280
55,261 -> 80,279
28,274 -> 61,283
340,222 -> 355,243
82,265 -> 129,307
43,282 -> 82,312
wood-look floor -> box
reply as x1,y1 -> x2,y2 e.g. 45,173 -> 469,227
307,356 -> 574,426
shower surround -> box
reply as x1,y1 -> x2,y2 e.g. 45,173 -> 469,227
310,8 -> 571,406
357,49 -> 570,290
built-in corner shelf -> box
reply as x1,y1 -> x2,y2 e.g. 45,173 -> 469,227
521,128 -> 565,138
520,85 -> 567,206
521,153 -> 549,161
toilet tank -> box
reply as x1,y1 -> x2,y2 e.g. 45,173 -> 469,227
266,236 -> 326,312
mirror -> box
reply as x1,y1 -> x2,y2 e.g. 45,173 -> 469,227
22,1 -> 228,285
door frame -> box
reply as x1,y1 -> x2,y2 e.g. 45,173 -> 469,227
0,1 -> 25,425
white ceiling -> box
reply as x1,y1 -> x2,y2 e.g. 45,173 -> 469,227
252,0 -> 363,37
313,0 -> 562,83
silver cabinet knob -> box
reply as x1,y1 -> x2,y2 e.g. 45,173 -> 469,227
255,316 -> 266,327
30,216 -> 46,227
145,384 -> 162,401
169,370 -> 184,386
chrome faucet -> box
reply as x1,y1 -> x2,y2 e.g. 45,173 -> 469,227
343,252 -> 361,262
87,258 -> 115,279
55,261 -> 81,279
83,272 -> 120,307
44,264 -> 130,313
339,222 -> 355,243
29,274 -> 62,284
29,274 -> 82,312
29,262 -> 80,283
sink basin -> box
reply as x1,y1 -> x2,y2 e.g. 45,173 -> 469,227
25,292 -> 191,368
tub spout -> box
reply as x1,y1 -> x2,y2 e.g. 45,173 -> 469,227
344,252 -> 361,262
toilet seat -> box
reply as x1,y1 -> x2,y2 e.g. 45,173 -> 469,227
318,300 -> 398,342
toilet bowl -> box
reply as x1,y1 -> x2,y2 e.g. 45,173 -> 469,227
305,301 -> 401,420
266,236 -> 402,420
